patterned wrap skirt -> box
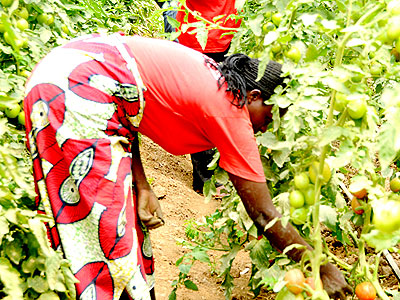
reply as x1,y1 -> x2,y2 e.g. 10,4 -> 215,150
24,33 -> 154,300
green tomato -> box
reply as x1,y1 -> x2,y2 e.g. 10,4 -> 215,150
0,23 -> 5,33
334,92 -> 348,112
46,14 -> 54,25
304,185 -> 316,205
16,18 -> 29,31
286,46 -> 301,63
3,31 -> 13,45
294,172 -> 310,190
388,0 -> 400,15
271,43 -> 282,54
1,0 -> 13,7
308,161 -> 331,185
304,43 -> 318,62
370,63 -> 382,76
61,24 -> 70,35
289,190 -> 305,208
18,111 -> 25,126
16,7 -> 29,19
290,207 -> 308,225
387,17 -> 400,40
5,104 -> 21,118
373,200 -> 400,233
272,12 -> 282,26
36,13 -> 48,25
347,98 -> 367,120
262,22 -> 275,34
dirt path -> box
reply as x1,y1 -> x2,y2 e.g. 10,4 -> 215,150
140,136 -> 273,300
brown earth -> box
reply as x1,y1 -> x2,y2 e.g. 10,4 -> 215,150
140,136 -> 400,300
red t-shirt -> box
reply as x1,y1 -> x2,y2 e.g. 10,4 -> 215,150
126,36 -> 265,182
175,0 -> 241,53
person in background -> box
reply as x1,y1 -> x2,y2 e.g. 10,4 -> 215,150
156,0 -> 242,193
24,33 -> 351,299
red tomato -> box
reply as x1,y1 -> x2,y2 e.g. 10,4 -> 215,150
284,268 -> 305,295
355,282 -> 376,300
351,197 -> 364,215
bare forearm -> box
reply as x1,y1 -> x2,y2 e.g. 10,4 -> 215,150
229,173 -> 312,262
131,135 -> 151,190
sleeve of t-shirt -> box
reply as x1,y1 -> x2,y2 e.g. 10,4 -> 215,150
205,114 -> 266,183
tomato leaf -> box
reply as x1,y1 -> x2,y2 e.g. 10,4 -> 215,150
184,279 -> 198,291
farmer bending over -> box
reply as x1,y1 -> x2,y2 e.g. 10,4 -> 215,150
24,33 -> 350,299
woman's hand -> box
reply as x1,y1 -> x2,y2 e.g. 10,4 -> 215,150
137,187 -> 164,230
320,263 -> 352,299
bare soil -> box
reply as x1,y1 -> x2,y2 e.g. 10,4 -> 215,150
140,136 -> 400,300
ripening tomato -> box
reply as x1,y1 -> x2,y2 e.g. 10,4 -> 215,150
347,98 -> 367,120
355,282 -> 376,300
294,172 -> 310,190
351,197 -> 364,215
289,190 -> 305,208
349,181 -> 368,199
286,46 -> 301,63
373,200 -> 400,233
304,277 -> 323,297
284,269 -> 305,295
390,177 -> 400,192
308,161 -> 331,185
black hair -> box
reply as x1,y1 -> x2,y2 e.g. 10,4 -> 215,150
209,53 -> 285,108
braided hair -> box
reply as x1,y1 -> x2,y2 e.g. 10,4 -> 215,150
211,53 -> 284,108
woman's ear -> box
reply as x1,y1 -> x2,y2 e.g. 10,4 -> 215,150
247,89 -> 262,104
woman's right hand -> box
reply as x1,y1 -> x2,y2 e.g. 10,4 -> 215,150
137,187 -> 164,230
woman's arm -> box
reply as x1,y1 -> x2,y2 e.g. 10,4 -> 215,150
228,172 -> 351,299
131,135 -> 164,229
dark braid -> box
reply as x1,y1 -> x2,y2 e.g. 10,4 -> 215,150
212,53 -> 284,108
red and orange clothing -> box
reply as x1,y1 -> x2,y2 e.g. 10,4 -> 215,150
24,33 -> 264,300
175,0 -> 241,53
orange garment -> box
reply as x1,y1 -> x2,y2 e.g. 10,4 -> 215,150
129,35 -> 265,182
175,0 -> 241,53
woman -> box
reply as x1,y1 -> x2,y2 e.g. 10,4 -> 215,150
24,33 -> 350,299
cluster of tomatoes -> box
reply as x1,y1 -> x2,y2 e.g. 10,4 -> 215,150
0,0 -> 71,126
348,174 -> 400,234
289,161 -> 331,225
284,268 -> 377,300
283,268 -> 322,299
248,11 -> 302,63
